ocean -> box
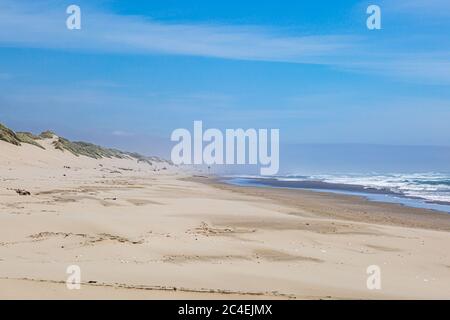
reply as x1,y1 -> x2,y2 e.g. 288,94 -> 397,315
224,173 -> 450,213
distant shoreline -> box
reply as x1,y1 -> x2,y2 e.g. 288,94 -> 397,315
221,176 -> 450,214
189,175 -> 450,232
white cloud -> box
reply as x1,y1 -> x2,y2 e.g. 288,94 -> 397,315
0,1 -> 449,83
0,1 -> 354,62
338,54 -> 450,85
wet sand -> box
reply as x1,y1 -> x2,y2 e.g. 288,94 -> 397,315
196,176 -> 450,232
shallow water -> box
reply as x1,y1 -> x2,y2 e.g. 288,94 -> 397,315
225,176 -> 450,214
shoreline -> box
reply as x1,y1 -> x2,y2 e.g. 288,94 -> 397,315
189,175 -> 450,232
223,176 -> 450,213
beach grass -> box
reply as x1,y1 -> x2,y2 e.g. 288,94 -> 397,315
16,132 -> 45,149
52,137 -> 127,159
1,121 -> 171,164
0,123 -> 22,146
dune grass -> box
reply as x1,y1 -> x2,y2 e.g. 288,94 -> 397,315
0,123 -> 22,146
1,122 -> 169,164
39,131 -> 56,139
0,123 -> 47,149
53,137 -> 128,159
16,132 -> 45,149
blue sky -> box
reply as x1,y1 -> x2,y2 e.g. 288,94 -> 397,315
0,0 -> 449,164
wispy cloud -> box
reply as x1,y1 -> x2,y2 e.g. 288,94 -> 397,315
0,1 -> 449,83
0,1 -> 355,63
337,54 -> 450,85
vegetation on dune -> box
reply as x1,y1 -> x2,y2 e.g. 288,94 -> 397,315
123,151 -> 154,165
39,131 -> 56,139
149,156 -> 173,165
17,131 -> 42,140
51,139 -> 171,164
52,138 -> 170,164
1,122 -> 170,165
52,137 -> 128,159
16,132 -> 45,149
0,123 -> 22,145
1,124 -> 45,149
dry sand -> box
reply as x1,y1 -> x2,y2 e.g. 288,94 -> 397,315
1,139 -> 449,299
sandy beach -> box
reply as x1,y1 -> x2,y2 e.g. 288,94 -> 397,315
1,138 -> 450,300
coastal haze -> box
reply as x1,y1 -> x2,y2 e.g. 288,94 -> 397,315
1,0 -> 450,300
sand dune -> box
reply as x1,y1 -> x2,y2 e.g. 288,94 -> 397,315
1,138 -> 450,299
